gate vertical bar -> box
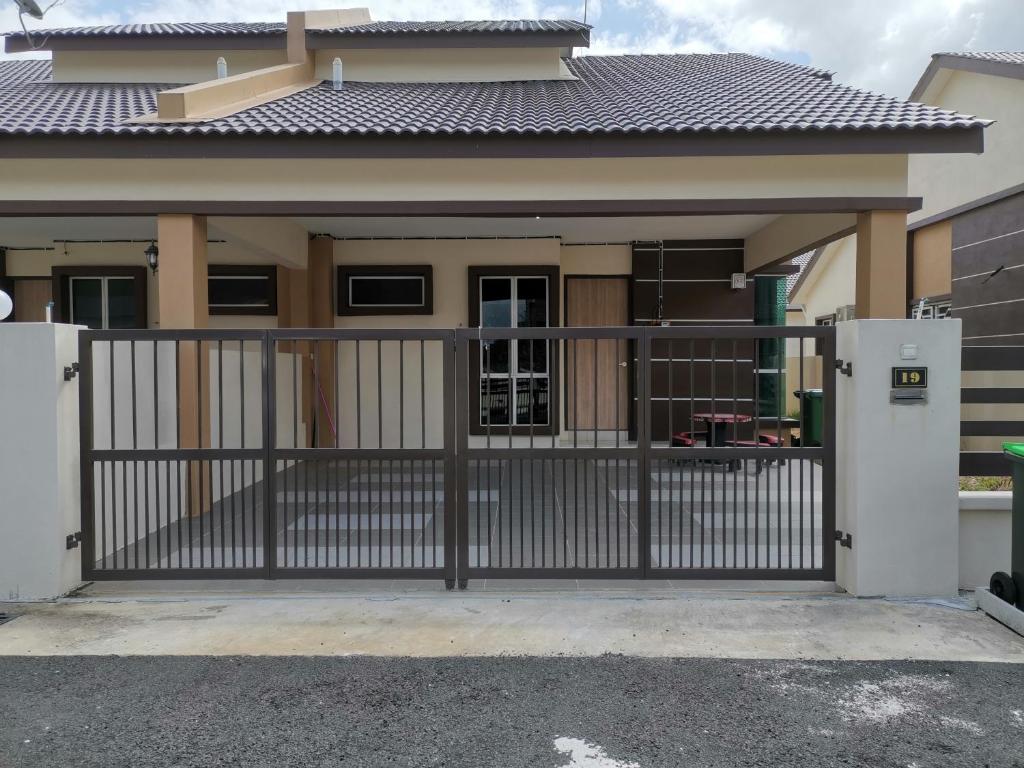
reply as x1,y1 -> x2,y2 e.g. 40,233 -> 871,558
454,331 -> 469,588
637,327 -> 651,577
820,327 -> 838,580
79,332 -> 96,580
263,331 -> 276,578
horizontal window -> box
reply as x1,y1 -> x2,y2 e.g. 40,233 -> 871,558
337,265 -> 433,316
208,266 -> 277,316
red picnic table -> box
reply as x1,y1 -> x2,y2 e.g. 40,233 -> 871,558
691,412 -> 752,448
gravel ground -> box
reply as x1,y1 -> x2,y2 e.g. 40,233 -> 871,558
1,656 -> 1022,768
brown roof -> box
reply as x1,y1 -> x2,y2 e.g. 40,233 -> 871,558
0,54 -> 990,140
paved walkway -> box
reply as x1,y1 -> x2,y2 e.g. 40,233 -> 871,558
2,581 -> 1023,661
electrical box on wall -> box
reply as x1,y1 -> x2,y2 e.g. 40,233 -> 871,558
730,273 -> 747,290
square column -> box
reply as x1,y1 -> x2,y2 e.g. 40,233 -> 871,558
276,237 -> 335,447
855,210 -> 908,319
157,214 -> 210,514
308,235 -> 336,447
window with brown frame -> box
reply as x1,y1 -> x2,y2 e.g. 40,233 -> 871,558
336,265 -> 433,316
467,265 -> 560,436
208,265 -> 277,316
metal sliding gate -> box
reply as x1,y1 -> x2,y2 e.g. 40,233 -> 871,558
80,325 -> 834,584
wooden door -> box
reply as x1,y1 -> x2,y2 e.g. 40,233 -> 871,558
566,277 -> 630,430
13,279 -> 52,322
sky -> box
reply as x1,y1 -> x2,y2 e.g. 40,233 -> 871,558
3,0 -> 1024,98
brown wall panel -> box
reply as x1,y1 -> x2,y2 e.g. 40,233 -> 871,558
650,337 -> 757,360
963,347 -> 1024,371
632,247 -> 744,280
953,267 -> 1024,308
649,360 -> 756,399
957,302 -> 1024,340
952,192 -> 1024,250
952,233 -> 1024,279
633,282 -> 754,321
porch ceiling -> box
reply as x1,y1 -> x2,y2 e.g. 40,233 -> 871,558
292,214 -> 778,242
0,214 -> 778,251
0,217 -> 157,247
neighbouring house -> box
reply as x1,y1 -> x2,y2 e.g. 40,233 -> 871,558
0,8 -> 989,583
787,50 -> 1024,476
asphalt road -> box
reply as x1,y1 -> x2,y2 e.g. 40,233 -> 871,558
1,656 -> 1022,768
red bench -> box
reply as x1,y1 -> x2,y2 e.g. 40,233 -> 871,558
671,433 -> 696,448
670,431 -> 707,448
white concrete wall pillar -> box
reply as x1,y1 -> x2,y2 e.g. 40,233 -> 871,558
0,323 -> 83,599
835,319 -> 961,597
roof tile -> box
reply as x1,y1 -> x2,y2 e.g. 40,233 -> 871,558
936,51 -> 1024,66
0,54 -> 990,138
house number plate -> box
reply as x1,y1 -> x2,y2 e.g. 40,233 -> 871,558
891,367 -> 928,389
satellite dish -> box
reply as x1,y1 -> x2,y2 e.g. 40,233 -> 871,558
14,0 -> 44,20
0,290 -> 13,321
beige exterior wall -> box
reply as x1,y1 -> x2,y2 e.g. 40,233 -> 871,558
785,237 -> 856,412
50,49 -> 289,84
333,237 -> 561,330
4,241 -> 280,329
313,47 -> 572,82
790,238 -> 857,325
909,69 -> 1024,223
0,155 -> 910,204
744,212 -> 854,272
328,238 -> 562,448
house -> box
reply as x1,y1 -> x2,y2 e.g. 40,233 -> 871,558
786,51 -> 1024,476
0,8 -> 989,582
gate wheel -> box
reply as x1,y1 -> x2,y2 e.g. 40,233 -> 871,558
990,571 -> 1017,605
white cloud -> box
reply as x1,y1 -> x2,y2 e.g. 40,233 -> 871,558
643,0 -> 1024,96
3,0 -> 1024,96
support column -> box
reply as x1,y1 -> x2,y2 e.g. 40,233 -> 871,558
308,235 -> 336,447
855,210 -> 908,319
157,214 -> 210,514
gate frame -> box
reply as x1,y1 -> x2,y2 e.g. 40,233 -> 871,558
641,325 -> 837,581
79,324 -> 835,584
265,328 -> 458,585
453,324 -> 836,583
456,326 -> 648,582
79,328 -> 270,581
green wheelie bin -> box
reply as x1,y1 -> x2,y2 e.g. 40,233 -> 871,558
793,389 -> 824,448
991,442 -> 1024,609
